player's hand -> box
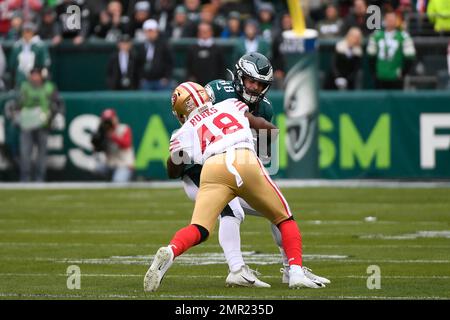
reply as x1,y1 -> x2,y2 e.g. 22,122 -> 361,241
169,138 -> 186,165
169,138 -> 183,155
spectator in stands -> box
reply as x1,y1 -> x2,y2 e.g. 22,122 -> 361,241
154,0 -> 176,39
56,0 -> 90,45
317,3 -> 344,39
186,22 -> 225,85
198,4 -> 223,37
394,0 -> 414,31
107,34 -> 140,90
169,5 -> 190,39
257,2 -> 275,41
427,0 -> 450,35
0,0 -> 14,37
306,0 -> 329,23
211,0 -> 255,19
367,11 -> 416,89
5,0 -> 42,23
93,0 -> 130,42
324,27 -> 363,90
138,19 -> 173,90
0,44 -> 5,90
8,22 -> 51,88
38,7 -> 63,45
220,11 -> 243,39
416,0 -> 429,14
91,108 -> 135,183
5,11 -> 23,41
129,1 -> 151,42
342,0 -> 372,36
447,41 -> 450,88
18,67 -> 62,182
233,19 -> 270,63
271,12 -> 291,89
85,0 -> 109,32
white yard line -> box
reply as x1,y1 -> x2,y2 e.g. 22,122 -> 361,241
0,229 -> 264,235
0,242 -> 448,250
1,180 -> 450,190
0,242 -> 233,249
1,255 -> 450,265
0,273 -> 449,280
3,219 -> 436,225
0,243 -> 448,250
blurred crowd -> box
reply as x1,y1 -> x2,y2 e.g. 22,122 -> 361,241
0,0 -> 449,182
0,0 -> 449,92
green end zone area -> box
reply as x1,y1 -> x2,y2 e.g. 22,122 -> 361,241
0,187 -> 449,299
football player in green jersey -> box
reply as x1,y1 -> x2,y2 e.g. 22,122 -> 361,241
167,52 -> 330,288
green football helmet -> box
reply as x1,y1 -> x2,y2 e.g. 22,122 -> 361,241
233,52 -> 274,104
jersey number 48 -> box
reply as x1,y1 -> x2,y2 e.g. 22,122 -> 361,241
197,113 -> 243,154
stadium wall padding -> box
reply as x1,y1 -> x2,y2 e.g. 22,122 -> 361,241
1,90 -> 450,181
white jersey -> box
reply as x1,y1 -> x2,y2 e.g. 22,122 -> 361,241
171,98 -> 255,165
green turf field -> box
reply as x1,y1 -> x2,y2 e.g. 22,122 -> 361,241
0,187 -> 449,300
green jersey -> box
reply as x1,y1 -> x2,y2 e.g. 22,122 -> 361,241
8,37 -> 51,88
181,79 -> 274,179
367,29 -> 416,81
205,79 -> 274,123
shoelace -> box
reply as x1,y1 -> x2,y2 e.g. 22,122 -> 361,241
246,266 -> 262,277
302,267 -> 322,282
302,266 -> 313,274
280,267 -> 290,274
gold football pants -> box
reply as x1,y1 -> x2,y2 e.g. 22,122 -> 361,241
191,148 -> 292,233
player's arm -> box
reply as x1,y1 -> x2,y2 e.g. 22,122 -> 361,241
166,155 -> 185,179
245,111 -> 278,133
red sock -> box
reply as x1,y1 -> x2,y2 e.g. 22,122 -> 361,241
278,219 -> 303,266
169,225 -> 202,258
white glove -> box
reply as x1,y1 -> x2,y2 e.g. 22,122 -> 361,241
169,138 -> 183,154
169,131 -> 193,165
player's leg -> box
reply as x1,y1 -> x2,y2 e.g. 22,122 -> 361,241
219,199 -> 270,288
184,174 -> 246,271
184,173 -> 269,287
145,156 -> 235,292
240,198 -> 328,285
239,198 -> 290,277
219,200 -> 245,273
234,149 -> 325,289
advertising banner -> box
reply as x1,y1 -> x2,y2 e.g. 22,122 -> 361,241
1,91 -> 449,181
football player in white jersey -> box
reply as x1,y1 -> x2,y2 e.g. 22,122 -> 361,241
144,82 -> 330,292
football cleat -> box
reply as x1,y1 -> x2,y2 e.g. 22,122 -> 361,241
288,265 -> 324,289
302,266 -> 331,285
281,266 -> 331,285
226,265 -> 271,288
143,246 -> 174,292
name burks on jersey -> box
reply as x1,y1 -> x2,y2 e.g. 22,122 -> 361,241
188,106 -> 219,126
